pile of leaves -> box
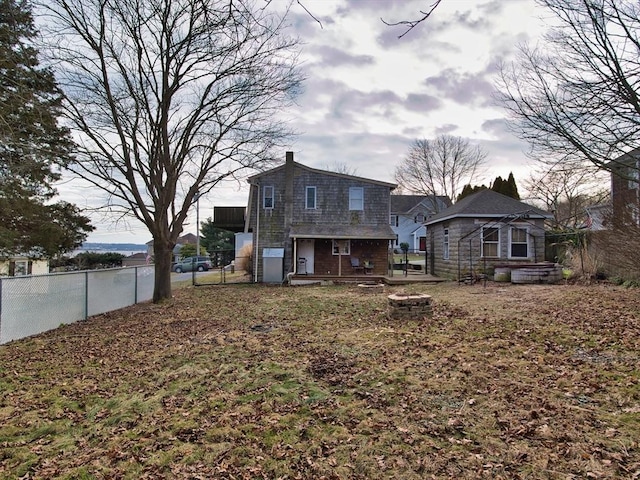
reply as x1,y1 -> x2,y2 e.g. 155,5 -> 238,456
1,282 -> 639,479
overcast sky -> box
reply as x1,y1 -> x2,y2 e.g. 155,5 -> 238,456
76,0 -> 550,244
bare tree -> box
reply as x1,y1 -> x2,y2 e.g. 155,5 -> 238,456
38,0 -> 302,301
523,164 -> 609,229
394,135 -> 487,211
498,0 -> 640,177
321,161 -> 358,176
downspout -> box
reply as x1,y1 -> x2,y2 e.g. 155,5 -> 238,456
293,238 -> 297,274
254,185 -> 260,283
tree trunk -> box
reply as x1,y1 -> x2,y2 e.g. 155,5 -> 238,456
153,237 -> 174,302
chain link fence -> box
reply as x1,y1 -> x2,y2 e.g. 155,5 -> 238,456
192,250 -> 253,286
0,266 -> 154,344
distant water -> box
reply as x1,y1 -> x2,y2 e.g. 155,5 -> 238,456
72,243 -> 148,257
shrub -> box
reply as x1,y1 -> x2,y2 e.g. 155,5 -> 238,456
236,243 -> 253,274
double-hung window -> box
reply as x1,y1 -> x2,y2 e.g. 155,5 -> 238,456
443,228 -> 450,259
390,214 -> 398,227
263,186 -> 274,209
305,186 -> 317,209
481,227 -> 499,258
349,187 -> 364,210
509,227 -> 529,258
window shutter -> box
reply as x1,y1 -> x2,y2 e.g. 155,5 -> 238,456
9,261 -> 15,276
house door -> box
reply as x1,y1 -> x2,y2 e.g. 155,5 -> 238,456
297,239 -> 315,274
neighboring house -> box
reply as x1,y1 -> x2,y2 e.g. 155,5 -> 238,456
390,195 -> 451,252
146,233 -> 198,264
609,147 -> 640,227
0,256 -> 49,276
424,189 -> 553,279
244,152 -> 397,282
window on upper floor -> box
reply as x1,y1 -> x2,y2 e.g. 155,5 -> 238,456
481,227 -> 500,258
263,186 -> 274,209
415,213 -> 425,223
306,186 -> 317,209
390,214 -> 398,227
349,187 -> 363,210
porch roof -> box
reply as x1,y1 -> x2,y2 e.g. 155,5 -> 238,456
290,224 -> 396,240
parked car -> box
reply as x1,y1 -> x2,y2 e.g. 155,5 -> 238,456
173,256 -> 211,273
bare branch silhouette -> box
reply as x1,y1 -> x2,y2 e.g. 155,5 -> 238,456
381,0 -> 443,39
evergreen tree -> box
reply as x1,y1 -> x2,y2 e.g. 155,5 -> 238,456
201,218 -> 234,252
505,172 -> 520,199
491,176 -> 505,195
0,0 -> 93,257
489,173 -> 520,199
457,183 -> 486,202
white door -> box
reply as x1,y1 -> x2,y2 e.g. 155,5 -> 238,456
297,239 -> 315,274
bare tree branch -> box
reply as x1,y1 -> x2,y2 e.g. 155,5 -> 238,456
38,0 -> 303,301
497,0 -> 640,179
394,135 -> 487,211
381,0 -> 443,39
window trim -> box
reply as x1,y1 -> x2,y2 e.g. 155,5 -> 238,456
390,214 -> 399,227
263,185 -> 274,209
305,186 -> 317,209
509,226 -> 529,259
481,227 -> 500,258
332,239 -> 351,255
443,227 -> 449,260
349,187 -> 364,211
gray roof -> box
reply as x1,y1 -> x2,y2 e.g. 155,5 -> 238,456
248,160 -> 397,189
289,224 -> 396,240
425,189 -> 552,225
390,195 -> 451,214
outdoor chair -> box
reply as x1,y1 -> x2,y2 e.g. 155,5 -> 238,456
350,257 -> 364,273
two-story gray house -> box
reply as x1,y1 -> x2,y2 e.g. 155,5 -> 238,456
244,152 -> 397,282
390,195 -> 451,253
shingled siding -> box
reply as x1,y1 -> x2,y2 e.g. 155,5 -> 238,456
431,218 -> 547,279
246,167 -> 289,282
247,161 -> 393,281
291,169 -> 390,226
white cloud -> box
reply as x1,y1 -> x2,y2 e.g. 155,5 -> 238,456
58,0 -> 548,244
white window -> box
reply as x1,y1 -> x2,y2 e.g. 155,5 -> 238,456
481,227 -> 500,258
415,213 -> 425,223
14,260 -> 28,276
305,186 -> 317,209
332,239 -> 350,255
509,227 -> 529,258
349,187 -> 364,210
390,214 -> 399,227
443,228 -> 449,260
263,186 -> 274,209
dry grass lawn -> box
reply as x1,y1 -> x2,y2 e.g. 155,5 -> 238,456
0,282 -> 639,479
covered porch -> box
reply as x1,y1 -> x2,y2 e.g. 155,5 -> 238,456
290,224 -> 395,278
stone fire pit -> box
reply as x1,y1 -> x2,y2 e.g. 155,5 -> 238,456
387,293 -> 433,320
357,283 -> 385,294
